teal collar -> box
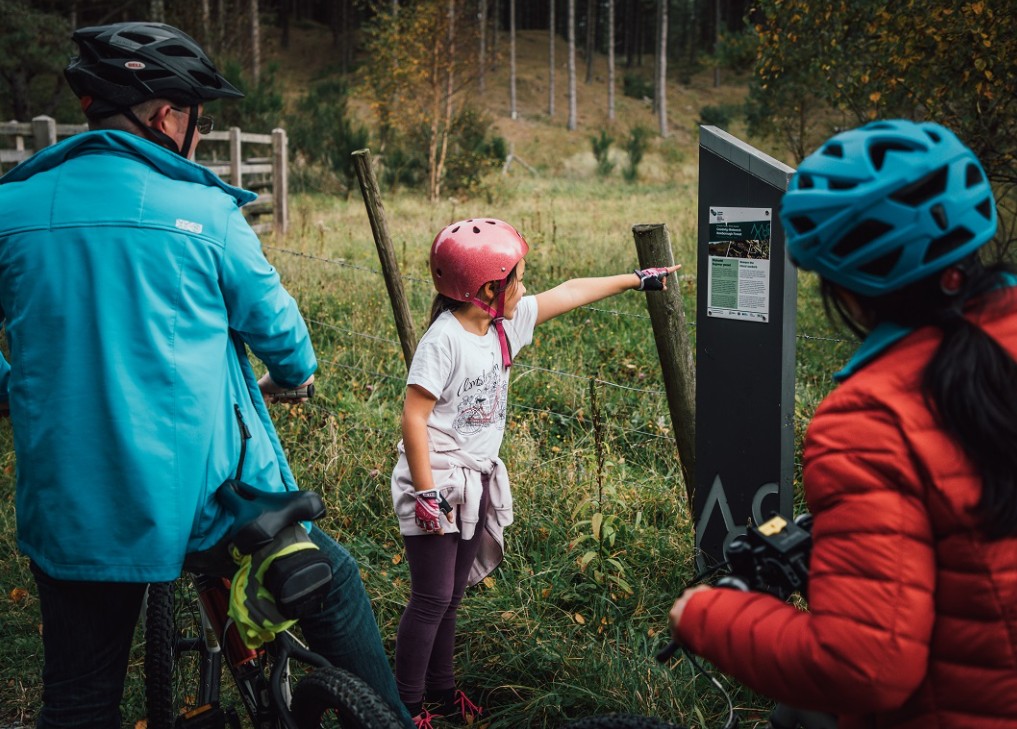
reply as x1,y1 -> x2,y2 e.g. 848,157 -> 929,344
834,273 -> 1017,382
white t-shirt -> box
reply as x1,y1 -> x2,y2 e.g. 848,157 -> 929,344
407,295 -> 538,460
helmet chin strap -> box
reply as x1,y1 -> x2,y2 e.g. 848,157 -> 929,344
471,281 -> 512,367
120,104 -> 198,158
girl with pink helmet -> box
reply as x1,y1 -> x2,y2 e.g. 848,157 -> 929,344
390,217 -> 679,727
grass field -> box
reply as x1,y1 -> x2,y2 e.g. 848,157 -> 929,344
0,170 -> 852,727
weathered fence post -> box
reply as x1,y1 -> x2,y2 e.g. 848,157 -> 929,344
32,116 -> 56,151
352,148 -> 418,370
632,223 -> 696,506
228,126 -> 242,187
271,128 -> 289,236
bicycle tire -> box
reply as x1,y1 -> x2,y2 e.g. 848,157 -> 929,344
145,580 -> 214,729
289,666 -> 405,729
561,714 -> 688,729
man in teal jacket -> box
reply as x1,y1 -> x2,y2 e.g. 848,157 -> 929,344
0,22 -> 410,728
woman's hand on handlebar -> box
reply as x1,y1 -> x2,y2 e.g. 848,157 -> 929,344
259,373 -> 315,403
668,584 -> 713,642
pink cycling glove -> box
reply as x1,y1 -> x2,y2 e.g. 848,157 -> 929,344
414,490 -> 451,532
634,267 -> 671,291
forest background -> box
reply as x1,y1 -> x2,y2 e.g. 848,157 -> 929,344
1,1 -> 1016,727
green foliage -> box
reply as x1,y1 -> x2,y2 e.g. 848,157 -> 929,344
590,130 -> 615,177
623,126 -> 651,183
715,29 -> 758,74
698,104 -> 732,128
381,107 -> 506,197
622,73 -> 654,101
287,78 -> 370,197
209,61 -> 285,133
0,0 -> 74,120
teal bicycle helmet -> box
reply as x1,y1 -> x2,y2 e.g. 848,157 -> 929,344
780,120 -> 997,297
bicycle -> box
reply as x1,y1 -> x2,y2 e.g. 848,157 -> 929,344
143,386 -> 403,729
561,513 -> 835,729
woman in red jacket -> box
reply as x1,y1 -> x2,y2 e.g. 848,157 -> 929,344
670,120 -> 1017,728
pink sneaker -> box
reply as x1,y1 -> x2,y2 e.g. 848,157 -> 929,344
446,689 -> 484,725
412,708 -> 439,729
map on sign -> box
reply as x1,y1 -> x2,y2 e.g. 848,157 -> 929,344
706,206 -> 772,323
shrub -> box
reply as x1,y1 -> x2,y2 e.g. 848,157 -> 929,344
623,126 -> 651,183
590,130 -> 615,177
287,79 -> 370,197
622,73 -> 654,101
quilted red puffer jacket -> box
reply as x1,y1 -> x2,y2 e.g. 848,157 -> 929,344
677,288 -> 1017,728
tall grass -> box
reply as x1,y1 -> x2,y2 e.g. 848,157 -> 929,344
0,175 -> 847,728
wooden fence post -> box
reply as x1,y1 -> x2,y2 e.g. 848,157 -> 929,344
271,128 -> 289,236
632,223 -> 696,506
352,148 -> 418,370
32,116 -> 56,151
228,126 -> 242,187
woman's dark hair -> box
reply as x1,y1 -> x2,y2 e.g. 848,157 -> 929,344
822,254 -> 1017,539
427,265 -> 520,327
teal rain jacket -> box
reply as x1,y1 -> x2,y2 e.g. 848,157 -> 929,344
0,130 -> 317,582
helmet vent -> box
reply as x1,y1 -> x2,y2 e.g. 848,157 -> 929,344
161,44 -> 200,58
138,69 -> 174,83
976,198 -> 993,220
119,31 -> 157,46
451,226 -> 461,233
797,174 -> 814,190
925,228 -> 974,263
965,163 -> 984,188
930,203 -> 948,231
188,70 -> 219,87
787,216 -> 816,234
889,167 -> 947,207
925,129 -> 942,143
822,143 -> 844,158
859,248 -> 903,277
869,141 -> 917,171
829,179 -> 859,191
831,219 -> 893,258
472,226 -> 481,234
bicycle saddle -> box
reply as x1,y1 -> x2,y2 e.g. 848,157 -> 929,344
217,479 -> 326,554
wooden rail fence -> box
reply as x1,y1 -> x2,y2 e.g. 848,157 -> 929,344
0,115 -> 288,236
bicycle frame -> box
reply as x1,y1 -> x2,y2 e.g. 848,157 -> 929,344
181,572 -> 329,729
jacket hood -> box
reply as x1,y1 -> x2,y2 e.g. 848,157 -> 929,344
0,129 -> 256,207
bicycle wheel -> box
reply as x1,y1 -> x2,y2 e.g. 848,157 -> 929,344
145,580 -> 216,729
561,714 -> 687,729
289,666 -> 405,729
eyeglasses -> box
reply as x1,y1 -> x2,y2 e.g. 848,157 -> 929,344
170,107 -> 214,134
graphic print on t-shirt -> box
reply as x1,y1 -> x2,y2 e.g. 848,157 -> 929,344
452,361 -> 507,435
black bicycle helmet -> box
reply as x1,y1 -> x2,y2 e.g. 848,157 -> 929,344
64,21 -> 243,119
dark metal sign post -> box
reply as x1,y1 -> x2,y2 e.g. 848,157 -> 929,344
694,126 -> 797,567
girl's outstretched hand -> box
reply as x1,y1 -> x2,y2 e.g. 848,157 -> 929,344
634,264 -> 682,291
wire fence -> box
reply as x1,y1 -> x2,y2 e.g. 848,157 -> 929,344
263,242 -> 853,483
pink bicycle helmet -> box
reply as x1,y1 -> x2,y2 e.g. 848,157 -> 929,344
430,218 -> 529,301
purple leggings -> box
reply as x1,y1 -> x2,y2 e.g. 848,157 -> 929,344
395,476 -> 490,705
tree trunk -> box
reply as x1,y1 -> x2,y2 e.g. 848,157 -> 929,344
277,0 -> 289,50
249,0 -> 260,84
149,0 -> 165,22
714,0 -> 721,87
567,0 -> 577,130
478,0 -> 487,92
548,0 -> 555,117
657,0 -> 668,137
607,0 -> 615,121
584,0 -> 595,83
509,0 -> 517,119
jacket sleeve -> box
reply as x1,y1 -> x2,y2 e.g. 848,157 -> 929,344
219,209 -> 316,387
676,396 -> 934,714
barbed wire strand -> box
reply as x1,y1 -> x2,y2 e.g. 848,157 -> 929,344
269,243 -> 853,345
